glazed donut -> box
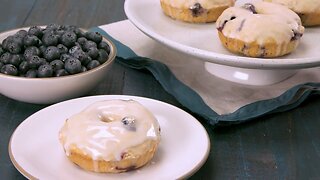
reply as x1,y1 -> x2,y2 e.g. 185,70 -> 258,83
160,0 -> 235,23
264,0 -> 320,26
59,99 -> 161,173
216,1 -> 305,58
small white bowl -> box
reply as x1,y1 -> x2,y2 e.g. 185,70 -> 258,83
0,27 -> 116,104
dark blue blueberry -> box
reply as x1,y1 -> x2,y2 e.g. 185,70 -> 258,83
74,28 -> 85,38
24,46 -> 41,60
9,54 -> 22,66
81,66 -> 87,72
71,50 -> 90,63
28,55 -> 42,69
82,55 -> 92,66
55,69 -> 69,77
98,41 -> 110,54
60,53 -> 72,62
87,47 -> 99,59
39,45 -> 47,55
19,61 -> 29,74
77,37 -> 87,46
25,69 -> 37,78
42,32 -> 59,46
2,36 -> 15,50
0,45 -> 4,56
37,64 -> 53,77
57,44 -> 68,54
97,49 -> 109,64
0,52 -> 11,64
16,30 -> 28,38
64,57 -> 82,74
61,31 -> 77,47
1,64 -> 18,76
28,26 -> 43,38
46,24 -> 61,31
6,41 -> 22,54
69,45 -> 82,55
86,60 -> 100,70
12,35 -> 24,46
50,59 -> 64,71
44,46 -> 60,61
23,34 -> 41,47
82,40 -> 97,52
85,31 -> 102,44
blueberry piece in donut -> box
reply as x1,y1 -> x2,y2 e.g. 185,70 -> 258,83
189,3 -> 206,17
291,30 -> 303,41
242,3 -> 257,14
121,116 -> 136,131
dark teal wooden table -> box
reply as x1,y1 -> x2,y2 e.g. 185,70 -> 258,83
1,0 -> 320,179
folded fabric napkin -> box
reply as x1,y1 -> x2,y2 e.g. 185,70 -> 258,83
90,23 -> 320,126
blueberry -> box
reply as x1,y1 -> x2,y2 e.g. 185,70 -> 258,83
74,28 -> 85,38
9,54 -> 22,66
23,34 -> 41,47
98,41 -> 110,54
65,57 -> 82,74
16,30 -> 28,38
28,55 -> 42,69
0,52 -> 12,64
71,50 -> 90,63
87,47 -> 99,59
1,64 -> 18,76
24,46 -> 41,60
46,23 -> 61,31
60,53 -> 72,62
2,36 -> 14,50
87,60 -> 100,70
25,69 -> 37,78
44,46 -> 60,61
0,45 -> 4,56
77,37 -> 87,46
69,45 -> 82,55
57,44 -> 68,54
82,55 -> 92,66
6,41 -> 22,54
12,35 -> 24,46
19,61 -> 29,74
50,59 -> 64,71
82,40 -> 97,52
97,49 -> 109,64
0,62 -> 3,69
85,31 -> 102,44
61,31 -> 77,47
81,66 -> 87,72
37,64 -> 53,77
28,26 -> 43,38
42,32 -> 59,46
39,45 -> 47,55
55,69 -> 69,77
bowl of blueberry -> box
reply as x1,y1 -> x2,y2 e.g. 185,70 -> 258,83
0,24 -> 116,104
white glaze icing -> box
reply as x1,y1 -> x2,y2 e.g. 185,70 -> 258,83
160,0 -> 235,9
59,99 -> 160,162
265,0 -> 320,13
216,1 -> 304,45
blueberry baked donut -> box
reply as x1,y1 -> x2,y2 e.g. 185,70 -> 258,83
264,0 -> 320,26
216,1 -> 305,58
59,99 -> 161,173
160,0 -> 235,23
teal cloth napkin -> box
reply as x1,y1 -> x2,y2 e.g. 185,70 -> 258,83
91,27 -> 320,126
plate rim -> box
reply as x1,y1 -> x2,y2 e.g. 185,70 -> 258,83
124,0 -> 320,69
8,95 -> 210,179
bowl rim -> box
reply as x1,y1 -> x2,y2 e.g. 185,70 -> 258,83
0,26 -> 117,81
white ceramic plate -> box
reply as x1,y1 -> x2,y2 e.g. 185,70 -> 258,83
9,95 -> 210,180
124,0 -> 320,69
